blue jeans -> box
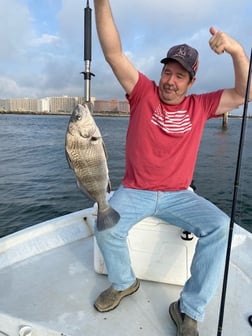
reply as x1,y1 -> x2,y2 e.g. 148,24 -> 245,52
94,185 -> 229,321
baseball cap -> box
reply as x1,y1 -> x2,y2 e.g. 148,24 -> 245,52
160,44 -> 199,78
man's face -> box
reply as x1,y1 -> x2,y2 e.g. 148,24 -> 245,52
158,61 -> 195,105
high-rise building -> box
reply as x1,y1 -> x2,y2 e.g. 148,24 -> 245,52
0,96 -> 130,115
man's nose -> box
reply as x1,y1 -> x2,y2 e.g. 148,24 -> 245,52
166,74 -> 175,84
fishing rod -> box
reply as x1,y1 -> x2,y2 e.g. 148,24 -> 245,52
217,47 -> 252,336
81,0 -> 95,104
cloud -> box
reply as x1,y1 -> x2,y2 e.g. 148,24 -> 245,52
30,34 -> 61,46
0,0 -> 34,61
0,76 -> 20,97
0,0 -> 251,107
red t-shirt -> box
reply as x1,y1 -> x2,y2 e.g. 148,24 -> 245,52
122,72 -> 223,191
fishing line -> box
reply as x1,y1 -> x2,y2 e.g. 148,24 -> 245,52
217,47 -> 252,336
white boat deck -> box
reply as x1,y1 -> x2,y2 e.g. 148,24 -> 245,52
0,208 -> 251,336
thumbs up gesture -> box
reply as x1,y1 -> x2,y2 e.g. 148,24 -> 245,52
209,26 -> 243,56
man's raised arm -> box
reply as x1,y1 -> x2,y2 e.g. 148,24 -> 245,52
93,0 -> 138,94
209,27 -> 252,115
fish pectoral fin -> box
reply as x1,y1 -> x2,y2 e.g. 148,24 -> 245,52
97,206 -> 120,231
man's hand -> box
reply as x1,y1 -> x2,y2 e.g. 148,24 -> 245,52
209,26 -> 243,56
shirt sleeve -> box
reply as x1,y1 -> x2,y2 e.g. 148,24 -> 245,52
126,72 -> 156,111
199,89 -> 224,119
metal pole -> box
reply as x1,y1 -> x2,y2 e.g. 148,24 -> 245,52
81,0 -> 95,104
217,48 -> 252,336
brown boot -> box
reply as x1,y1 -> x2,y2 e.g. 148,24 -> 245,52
169,301 -> 199,336
94,278 -> 140,312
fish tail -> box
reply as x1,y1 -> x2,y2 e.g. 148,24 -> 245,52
97,206 -> 120,231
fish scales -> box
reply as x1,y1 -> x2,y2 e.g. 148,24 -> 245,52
65,104 -> 120,230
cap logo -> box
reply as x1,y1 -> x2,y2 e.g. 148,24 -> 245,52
172,46 -> 188,60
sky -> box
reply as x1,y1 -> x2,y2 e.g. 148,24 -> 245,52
0,0 -> 252,106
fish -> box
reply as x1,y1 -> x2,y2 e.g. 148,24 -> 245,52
65,103 -> 120,231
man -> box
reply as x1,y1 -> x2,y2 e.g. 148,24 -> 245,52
93,1 -> 252,335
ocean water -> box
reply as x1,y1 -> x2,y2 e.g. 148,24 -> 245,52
0,114 -> 251,238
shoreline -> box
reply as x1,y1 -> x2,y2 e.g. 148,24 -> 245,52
0,111 -> 251,118
0,111 -> 130,117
